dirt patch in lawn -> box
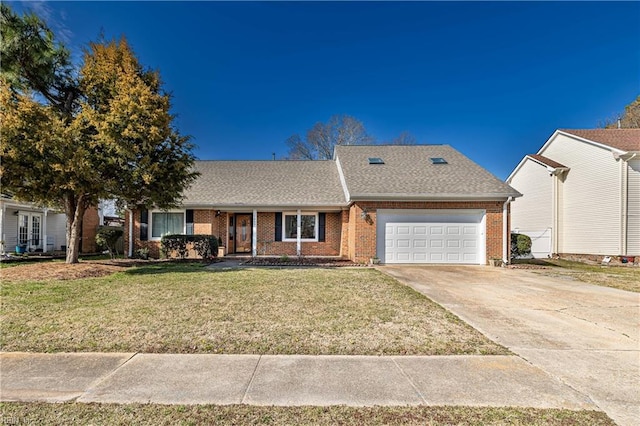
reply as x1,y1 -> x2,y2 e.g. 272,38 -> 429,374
0,261 -> 126,281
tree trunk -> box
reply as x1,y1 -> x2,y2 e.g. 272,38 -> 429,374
64,194 -> 87,264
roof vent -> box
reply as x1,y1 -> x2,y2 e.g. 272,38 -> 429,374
430,157 -> 447,165
368,157 -> 385,165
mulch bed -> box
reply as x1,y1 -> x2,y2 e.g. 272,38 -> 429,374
1,261 -> 127,281
241,257 -> 364,267
507,264 -> 551,270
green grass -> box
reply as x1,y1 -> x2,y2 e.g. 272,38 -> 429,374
513,258 -> 640,293
0,403 -> 615,426
0,264 -> 507,355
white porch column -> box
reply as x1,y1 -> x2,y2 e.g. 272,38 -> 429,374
296,209 -> 301,256
42,208 -> 48,253
128,209 -> 133,258
252,209 -> 257,257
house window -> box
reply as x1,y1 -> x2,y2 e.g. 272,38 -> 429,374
18,214 -> 28,245
151,211 -> 185,239
283,213 -> 318,241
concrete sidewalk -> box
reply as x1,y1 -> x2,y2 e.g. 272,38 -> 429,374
1,352 -> 595,409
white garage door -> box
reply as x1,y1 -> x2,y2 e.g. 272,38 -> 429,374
377,210 -> 485,264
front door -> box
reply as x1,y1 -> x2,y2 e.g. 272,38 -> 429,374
234,214 -> 252,253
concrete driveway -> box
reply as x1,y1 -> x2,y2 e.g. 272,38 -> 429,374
381,265 -> 640,426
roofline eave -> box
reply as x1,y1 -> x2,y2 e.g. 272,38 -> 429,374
348,192 -> 522,201
180,203 -> 349,211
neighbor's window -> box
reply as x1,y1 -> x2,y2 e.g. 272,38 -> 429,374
283,213 -> 317,241
151,212 -> 185,238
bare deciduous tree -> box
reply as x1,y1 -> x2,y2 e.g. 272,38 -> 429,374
602,95 -> 640,129
387,131 -> 417,145
286,114 -> 374,160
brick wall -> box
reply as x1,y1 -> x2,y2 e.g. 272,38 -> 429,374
124,203 -> 506,263
80,206 -> 100,254
255,212 -> 342,256
125,209 -> 344,258
347,201 -> 506,264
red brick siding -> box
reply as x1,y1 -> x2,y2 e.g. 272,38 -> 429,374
256,212 -> 342,256
125,203 -> 506,263
126,209 -> 344,258
80,206 -> 100,253
339,210 -> 349,257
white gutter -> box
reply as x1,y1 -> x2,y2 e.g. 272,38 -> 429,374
127,209 -> 133,258
349,193 -> 522,201
503,196 -> 514,264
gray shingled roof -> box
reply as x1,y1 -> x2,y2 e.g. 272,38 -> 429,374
182,160 -> 347,207
559,129 -> 640,152
336,145 -> 521,199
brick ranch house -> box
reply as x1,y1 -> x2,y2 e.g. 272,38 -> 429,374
124,145 -> 521,264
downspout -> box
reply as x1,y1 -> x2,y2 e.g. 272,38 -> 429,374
502,196 -> 513,264
127,209 -> 133,258
620,153 -> 637,256
552,174 -> 557,256
620,157 -> 627,256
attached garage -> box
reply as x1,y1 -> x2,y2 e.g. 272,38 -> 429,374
376,209 -> 486,264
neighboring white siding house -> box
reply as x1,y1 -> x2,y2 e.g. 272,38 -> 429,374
507,129 -> 640,258
0,197 -> 68,253
508,156 -> 556,257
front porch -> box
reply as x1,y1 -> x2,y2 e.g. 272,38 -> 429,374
0,202 -> 65,254
129,208 -> 348,259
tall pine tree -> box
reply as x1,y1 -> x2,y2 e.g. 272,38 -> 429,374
1,5 -> 197,263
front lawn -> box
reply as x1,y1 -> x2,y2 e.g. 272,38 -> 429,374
0,263 -> 507,355
513,258 -> 640,293
0,403 -> 615,426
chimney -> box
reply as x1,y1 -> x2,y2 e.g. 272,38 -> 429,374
272,153 -> 276,160
617,118 -> 621,129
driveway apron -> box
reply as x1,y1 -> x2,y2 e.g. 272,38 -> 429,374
381,265 -> 640,426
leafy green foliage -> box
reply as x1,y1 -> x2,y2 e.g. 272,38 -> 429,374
160,235 -> 219,260
95,227 -> 123,259
134,247 -> 150,260
0,5 -> 197,263
510,233 -> 532,258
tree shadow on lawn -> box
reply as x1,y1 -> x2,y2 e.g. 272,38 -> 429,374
122,261 -> 212,276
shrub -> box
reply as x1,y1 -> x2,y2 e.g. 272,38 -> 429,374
135,247 -> 149,260
510,233 -> 532,258
95,226 -> 124,259
160,234 -> 219,260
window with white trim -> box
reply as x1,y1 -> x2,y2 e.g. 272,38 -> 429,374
283,212 -> 318,241
151,211 -> 185,239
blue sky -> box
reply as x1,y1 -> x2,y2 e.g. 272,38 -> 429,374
12,1 -> 640,179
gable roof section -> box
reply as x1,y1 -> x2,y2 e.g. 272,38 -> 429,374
183,160 -> 347,208
558,129 -> 640,152
335,145 -> 521,200
527,154 -> 568,169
